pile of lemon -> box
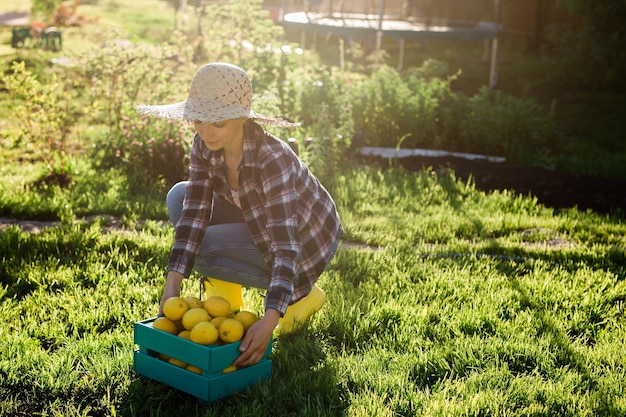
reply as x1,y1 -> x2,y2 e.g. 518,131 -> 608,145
152,295 -> 259,374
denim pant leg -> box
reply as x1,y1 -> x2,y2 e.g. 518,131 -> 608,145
166,181 -> 271,289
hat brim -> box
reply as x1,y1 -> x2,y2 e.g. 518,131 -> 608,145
135,100 -> 298,128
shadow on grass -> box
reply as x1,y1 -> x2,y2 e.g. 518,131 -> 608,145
121,327 -> 348,416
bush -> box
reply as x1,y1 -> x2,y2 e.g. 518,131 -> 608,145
94,116 -> 192,189
349,63 -> 464,150
1,61 -> 80,183
459,87 -> 561,166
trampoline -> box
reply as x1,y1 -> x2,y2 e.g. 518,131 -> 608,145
281,12 -> 501,41
279,0 -> 503,86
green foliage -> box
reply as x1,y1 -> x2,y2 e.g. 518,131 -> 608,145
349,62 -> 461,149
347,62 -> 558,165
75,32 -> 191,135
1,61 -> 79,181
97,116 -> 193,189
197,0 -> 287,84
459,87 -> 561,166
545,0 -> 626,90
30,0 -> 63,21
75,32 -> 194,188
0,159 -> 168,221
288,66 -> 356,191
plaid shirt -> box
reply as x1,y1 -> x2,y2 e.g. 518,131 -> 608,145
168,122 -> 343,314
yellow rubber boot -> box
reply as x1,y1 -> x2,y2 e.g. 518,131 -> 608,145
203,278 -> 244,311
275,285 -> 326,335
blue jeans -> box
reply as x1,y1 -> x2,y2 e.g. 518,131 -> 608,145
166,181 -> 271,289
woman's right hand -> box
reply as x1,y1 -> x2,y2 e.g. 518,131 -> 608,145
158,271 -> 185,315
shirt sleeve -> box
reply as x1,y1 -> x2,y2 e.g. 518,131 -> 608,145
168,135 -> 213,277
261,157 -> 303,315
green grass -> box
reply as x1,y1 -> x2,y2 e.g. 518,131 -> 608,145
1,162 -> 625,416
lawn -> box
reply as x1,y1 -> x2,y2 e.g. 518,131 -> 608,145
1,0 -> 625,416
1,164 -> 625,416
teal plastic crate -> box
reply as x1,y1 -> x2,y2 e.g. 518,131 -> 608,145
133,317 -> 272,402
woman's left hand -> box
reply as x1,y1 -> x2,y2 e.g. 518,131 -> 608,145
232,308 -> 280,368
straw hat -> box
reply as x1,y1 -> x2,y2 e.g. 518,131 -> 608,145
135,62 -> 297,128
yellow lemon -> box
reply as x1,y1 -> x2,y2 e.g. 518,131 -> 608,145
190,321 -> 219,345
204,296 -> 232,317
233,310 -> 258,332
178,330 -> 191,340
181,307 -> 211,330
158,353 -> 171,361
210,316 -> 228,328
222,365 -> 237,374
163,297 -> 189,321
187,365 -> 203,375
168,357 -> 188,368
218,318 -> 244,343
152,317 -> 178,335
184,296 -> 204,309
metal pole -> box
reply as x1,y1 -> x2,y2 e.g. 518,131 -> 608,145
489,0 -> 501,89
375,0 -> 385,66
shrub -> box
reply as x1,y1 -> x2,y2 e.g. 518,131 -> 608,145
1,61 -> 80,183
459,87 -> 561,166
99,116 -> 193,189
349,62 -> 464,150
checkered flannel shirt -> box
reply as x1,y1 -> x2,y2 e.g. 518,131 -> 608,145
168,122 -> 343,315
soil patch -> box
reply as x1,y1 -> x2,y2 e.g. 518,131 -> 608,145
365,154 -> 626,216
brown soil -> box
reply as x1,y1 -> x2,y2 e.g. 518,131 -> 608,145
369,155 -> 626,216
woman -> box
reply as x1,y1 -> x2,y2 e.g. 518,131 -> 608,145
136,62 -> 343,367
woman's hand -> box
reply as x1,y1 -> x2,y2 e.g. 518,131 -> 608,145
158,271 -> 185,316
232,308 -> 280,368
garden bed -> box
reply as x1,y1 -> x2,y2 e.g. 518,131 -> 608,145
361,148 -> 626,216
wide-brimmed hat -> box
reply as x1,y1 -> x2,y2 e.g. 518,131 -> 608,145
135,62 -> 297,128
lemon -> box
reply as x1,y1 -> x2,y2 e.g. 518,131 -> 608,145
190,321 -> 219,345
168,357 -> 188,368
163,297 -> 189,321
152,317 -> 178,334
184,296 -> 204,309
218,318 -> 244,343
210,316 -> 228,328
222,365 -> 237,374
181,307 -> 211,330
158,353 -> 171,361
204,296 -> 232,317
187,365 -> 203,375
234,310 -> 258,332
178,330 -> 191,340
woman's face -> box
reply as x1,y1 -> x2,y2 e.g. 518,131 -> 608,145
193,118 -> 246,153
